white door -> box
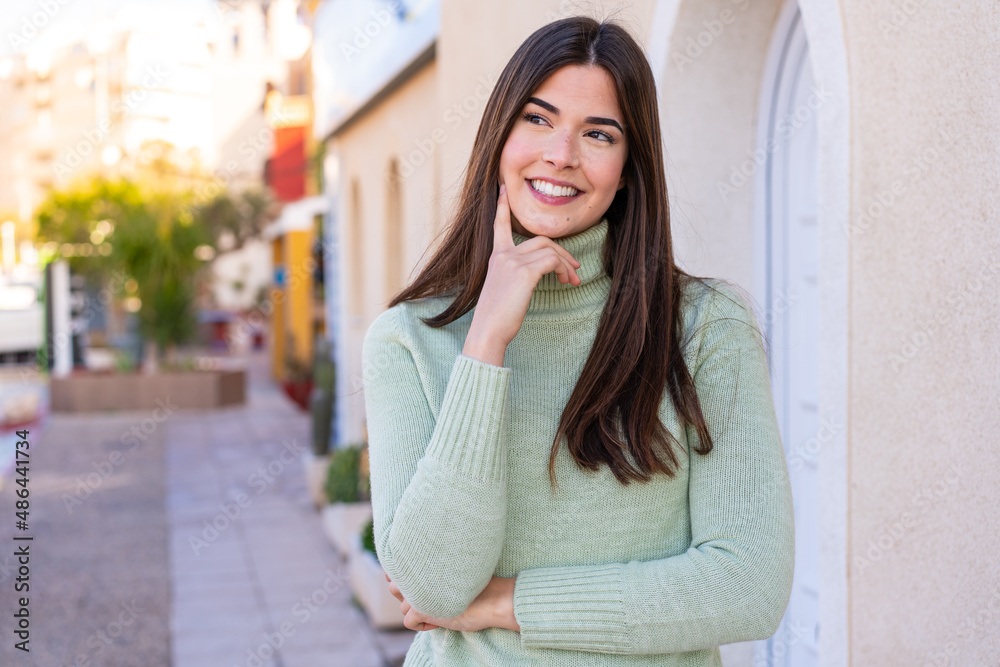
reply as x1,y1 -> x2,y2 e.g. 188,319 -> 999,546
757,5 -> 820,666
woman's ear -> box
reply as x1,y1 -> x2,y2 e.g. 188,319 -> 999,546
617,174 -> 626,190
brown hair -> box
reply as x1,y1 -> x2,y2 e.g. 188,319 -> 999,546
390,16 -> 718,488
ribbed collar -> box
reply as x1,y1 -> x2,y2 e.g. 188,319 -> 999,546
511,217 -> 612,320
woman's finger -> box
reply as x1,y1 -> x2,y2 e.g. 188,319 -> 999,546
402,605 -> 441,632
388,582 -> 403,602
493,184 -> 514,251
519,248 -> 581,285
514,234 -> 582,270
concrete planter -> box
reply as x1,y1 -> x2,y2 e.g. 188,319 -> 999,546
50,370 -> 246,412
321,502 -> 372,559
302,452 -> 331,510
348,533 -> 405,629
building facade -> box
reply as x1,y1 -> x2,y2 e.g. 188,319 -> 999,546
0,0 -> 298,338
315,1 -> 1000,664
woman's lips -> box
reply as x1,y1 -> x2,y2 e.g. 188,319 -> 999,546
525,179 -> 582,206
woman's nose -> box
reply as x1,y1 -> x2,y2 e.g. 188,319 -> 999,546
542,131 -> 578,169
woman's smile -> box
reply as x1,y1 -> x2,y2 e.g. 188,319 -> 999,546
526,177 -> 583,205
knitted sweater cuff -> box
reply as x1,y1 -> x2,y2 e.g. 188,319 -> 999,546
422,354 -> 512,483
513,563 -> 633,653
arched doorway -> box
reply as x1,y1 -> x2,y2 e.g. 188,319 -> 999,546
755,2 -> 819,665
649,0 -> 851,661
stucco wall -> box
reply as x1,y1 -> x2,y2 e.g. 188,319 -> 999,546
655,0 -> 782,309
329,60 -> 440,445
841,1 -> 1000,663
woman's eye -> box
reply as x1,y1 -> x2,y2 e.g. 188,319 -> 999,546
521,112 -> 616,144
586,129 -> 615,144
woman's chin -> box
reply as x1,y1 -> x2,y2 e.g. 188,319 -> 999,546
512,214 -> 569,239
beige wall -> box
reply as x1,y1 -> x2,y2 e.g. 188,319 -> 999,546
655,0 -> 783,291
329,60 -> 440,446
841,1 -> 1000,663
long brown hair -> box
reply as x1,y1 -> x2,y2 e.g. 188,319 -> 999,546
390,16 -> 718,488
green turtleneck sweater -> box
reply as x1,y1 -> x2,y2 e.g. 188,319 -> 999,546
362,217 -> 795,666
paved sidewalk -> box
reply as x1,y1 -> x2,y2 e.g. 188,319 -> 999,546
0,409 -> 173,666
0,352 -> 415,666
167,352 -> 417,667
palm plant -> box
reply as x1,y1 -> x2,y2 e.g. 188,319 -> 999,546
110,190 -> 211,369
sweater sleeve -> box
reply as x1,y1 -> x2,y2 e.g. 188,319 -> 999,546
511,281 -> 795,654
362,306 -> 512,620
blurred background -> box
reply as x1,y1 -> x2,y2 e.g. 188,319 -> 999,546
0,0 -> 997,665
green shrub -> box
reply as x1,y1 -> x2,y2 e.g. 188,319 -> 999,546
360,517 -> 377,561
310,338 -> 336,456
324,444 -> 362,504
358,472 -> 370,501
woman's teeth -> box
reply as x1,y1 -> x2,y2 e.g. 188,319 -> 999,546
530,179 -> 579,197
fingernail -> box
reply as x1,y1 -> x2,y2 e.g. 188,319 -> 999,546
499,184 -> 506,195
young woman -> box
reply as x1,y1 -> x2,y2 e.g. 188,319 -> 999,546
362,15 -> 795,666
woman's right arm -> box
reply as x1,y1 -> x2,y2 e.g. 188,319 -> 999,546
362,307 -> 514,621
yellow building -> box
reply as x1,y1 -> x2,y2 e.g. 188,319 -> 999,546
263,195 -> 327,382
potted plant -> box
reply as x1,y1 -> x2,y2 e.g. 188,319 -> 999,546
320,443 -> 372,558
303,338 -> 336,508
281,344 -> 313,411
349,517 -> 405,629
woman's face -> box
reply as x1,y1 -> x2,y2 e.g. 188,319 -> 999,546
498,64 -> 628,239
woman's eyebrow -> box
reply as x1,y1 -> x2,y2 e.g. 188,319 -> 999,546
526,96 -> 624,134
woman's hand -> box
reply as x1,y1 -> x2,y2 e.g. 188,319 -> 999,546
462,183 -> 581,366
384,573 -> 519,633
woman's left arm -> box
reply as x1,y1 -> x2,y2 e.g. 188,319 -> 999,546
506,282 -> 795,655
386,573 -> 520,633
